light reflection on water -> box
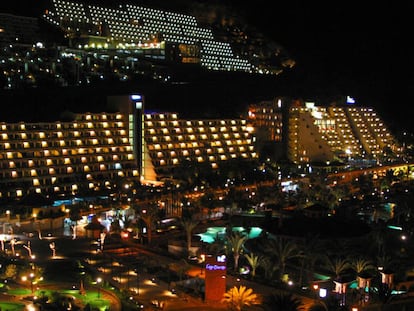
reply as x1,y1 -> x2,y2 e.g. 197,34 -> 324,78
196,226 -> 262,243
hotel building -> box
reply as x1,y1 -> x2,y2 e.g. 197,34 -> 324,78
0,94 -> 257,201
0,112 -> 139,201
247,98 -> 403,164
0,93 -> 408,202
143,111 -> 257,181
41,0 -> 287,75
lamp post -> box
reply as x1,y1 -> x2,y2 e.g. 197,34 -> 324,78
97,277 -> 102,298
137,274 -> 140,296
29,272 -> 34,293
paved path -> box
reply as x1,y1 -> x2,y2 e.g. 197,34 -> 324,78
2,234 -> 319,311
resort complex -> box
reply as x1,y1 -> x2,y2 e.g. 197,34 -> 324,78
0,94 -> 408,202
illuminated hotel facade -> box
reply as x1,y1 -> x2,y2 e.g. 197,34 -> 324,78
0,95 -> 257,201
0,112 -> 139,200
143,112 -> 257,181
42,0 -> 269,74
247,97 -> 403,164
0,93 -> 407,202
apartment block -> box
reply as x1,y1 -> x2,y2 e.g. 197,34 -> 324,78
248,99 -> 402,164
0,113 -> 139,200
0,100 -> 258,201
143,111 -> 258,181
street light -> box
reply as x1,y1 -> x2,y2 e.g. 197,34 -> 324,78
134,269 -> 140,296
29,272 -> 34,293
97,277 -> 102,298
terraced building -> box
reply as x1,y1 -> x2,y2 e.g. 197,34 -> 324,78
247,98 -> 404,165
42,0 -> 291,74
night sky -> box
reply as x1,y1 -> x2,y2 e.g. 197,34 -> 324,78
0,0 -> 412,132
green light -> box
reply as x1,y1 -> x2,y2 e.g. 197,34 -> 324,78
387,225 -> 402,230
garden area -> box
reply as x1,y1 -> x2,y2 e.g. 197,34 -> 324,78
1,280 -> 111,310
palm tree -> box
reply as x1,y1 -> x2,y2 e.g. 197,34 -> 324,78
244,252 -> 261,278
366,222 -> 389,257
168,259 -> 191,281
139,203 -> 159,245
375,254 -> 396,272
260,256 -> 280,281
226,231 -> 248,272
69,206 -> 83,240
350,257 -> 374,274
297,233 -> 324,287
180,217 -> 200,257
324,256 -> 350,280
263,291 -> 304,311
221,285 -> 261,311
262,236 -> 302,281
348,256 -> 375,305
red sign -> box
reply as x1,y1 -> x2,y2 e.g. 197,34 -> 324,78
204,254 -> 226,301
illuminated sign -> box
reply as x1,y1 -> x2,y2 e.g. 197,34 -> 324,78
217,255 -> 226,263
346,96 -> 356,104
130,94 -> 143,109
131,94 -> 142,100
206,264 -> 226,271
205,254 -> 226,301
